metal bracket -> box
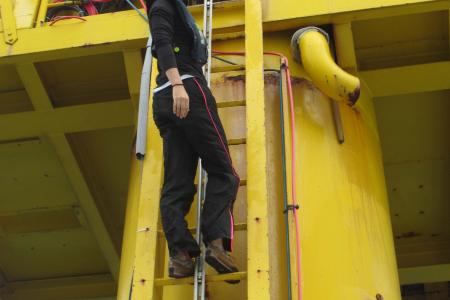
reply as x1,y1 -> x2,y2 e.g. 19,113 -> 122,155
283,204 -> 300,214
332,101 -> 345,144
0,0 -> 18,45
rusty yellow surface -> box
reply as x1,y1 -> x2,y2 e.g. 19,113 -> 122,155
0,0 -> 449,299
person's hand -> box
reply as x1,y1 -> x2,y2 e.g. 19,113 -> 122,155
172,84 -> 189,119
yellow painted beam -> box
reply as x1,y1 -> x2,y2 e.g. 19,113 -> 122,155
129,60 -> 161,300
0,100 -> 133,141
15,63 -> 52,110
1,273 -> 115,300
117,152 -> 140,300
263,0 -> 450,28
211,64 -> 246,73
154,271 -> 247,286
216,100 -> 246,108
0,0 -> 18,44
360,61 -> 450,97
0,2 -> 244,64
0,206 -> 81,234
399,264 -> 450,285
5,273 -> 114,290
15,63 -> 120,281
333,23 -> 358,72
35,0 -> 49,27
123,50 -> 144,112
264,0 -> 449,32
0,0 -> 447,64
245,0 -> 271,299
49,134 -> 122,280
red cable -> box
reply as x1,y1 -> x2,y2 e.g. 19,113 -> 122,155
212,49 -> 302,300
284,65 -> 302,300
137,0 -> 147,12
84,1 -> 98,15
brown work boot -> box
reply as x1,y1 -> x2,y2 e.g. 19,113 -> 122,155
205,239 -> 240,284
169,250 -> 195,278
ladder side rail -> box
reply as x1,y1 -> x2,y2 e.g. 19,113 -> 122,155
194,0 -> 214,299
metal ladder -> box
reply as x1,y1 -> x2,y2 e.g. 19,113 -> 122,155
193,0 -> 213,298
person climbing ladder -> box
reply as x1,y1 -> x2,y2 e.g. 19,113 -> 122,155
145,0 -> 240,280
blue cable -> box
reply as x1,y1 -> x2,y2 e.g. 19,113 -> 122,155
125,0 -> 149,22
279,67 -> 293,300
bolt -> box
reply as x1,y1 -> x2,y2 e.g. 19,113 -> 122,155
255,217 -> 260,222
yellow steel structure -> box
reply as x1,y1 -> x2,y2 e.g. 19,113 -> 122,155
0,0 -> 449,299
244,0 -> 272,299
0,0 -> 18,44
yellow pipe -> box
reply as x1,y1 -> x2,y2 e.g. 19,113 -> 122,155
291,26 -> 361,105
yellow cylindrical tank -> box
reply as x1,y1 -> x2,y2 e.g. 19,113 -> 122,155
290,78 -> 400,300
263,31 -> 401,299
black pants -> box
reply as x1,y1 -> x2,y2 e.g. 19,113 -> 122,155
153,77 -> 240,258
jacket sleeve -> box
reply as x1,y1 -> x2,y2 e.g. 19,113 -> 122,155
149,7 -> 177,72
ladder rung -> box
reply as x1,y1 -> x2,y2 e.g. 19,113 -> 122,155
155,271 -> 247,287
211,65 -> 245,73
187,222 -> 247,233
194,179 -> 245,188
212,31 -> 246,41
228,138 -> 246,145
158,223 -> 247,236
216,100 -> 246,108
192,179 -> 246,194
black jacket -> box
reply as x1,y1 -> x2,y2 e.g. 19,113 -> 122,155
146,0 -> 205,86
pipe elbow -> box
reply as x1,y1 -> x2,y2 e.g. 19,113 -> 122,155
291,27 -> 360,105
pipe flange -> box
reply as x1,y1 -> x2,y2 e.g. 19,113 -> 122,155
290,26 -> 330,64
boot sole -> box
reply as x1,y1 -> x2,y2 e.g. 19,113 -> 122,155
205,253 -> 240,284
169,267 -> 194,279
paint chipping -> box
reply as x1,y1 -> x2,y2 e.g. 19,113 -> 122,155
225,74 -> 245,82
81,42 -> 112,48
348,87 -> 360,105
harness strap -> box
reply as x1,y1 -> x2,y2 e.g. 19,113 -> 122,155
152,74 -> 194,94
